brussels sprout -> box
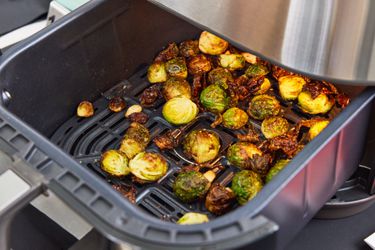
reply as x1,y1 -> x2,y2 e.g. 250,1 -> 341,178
265,159 -> 290,183
261,116 -> 289,139
297,91 -> 334,114
200,84 -> 229,113
129,152 -> 168,182
125,105 -> 142,118
218,54 -> 246,71
188,54 -> 212,75
222,107 -> 248,130
183,129 -> 221,164
308,120 -> 329,140
101,150 -> 130,178
227,142 -> 262,169
119,122 -> 150,159
255,77 -> 271,95
198,31 -> 229,55
147,62 -> 167,83
278,75 -> 306,101
108,97 -> 126,112
162,97 -> 198,125
155,42 -> 179,62
231,170 -> 263,205
245,64 -> 269,78
248,95 -> 281,120
177,212 -> 209,225
165,57 -> 188,79
162,77 -> 192,101
77,101 -> 94,117
208,68 -> 233,89
205,184 -> 235,215
241,52 -> 257,64
179,40 -> 200,58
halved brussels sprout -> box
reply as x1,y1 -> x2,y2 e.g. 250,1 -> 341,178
101,150 -> 130,178
222,107 -> 249,130
77,101 -> 94,117
173,170 -> 212,203
298,91 -> 334,114
183,129 -> 221,164
179,40 -> 200,58
198,31 -> 228,55
147,62 -> 167,83
200,84 -> 229,113
265,159 -> 290,183
162,77 -> 191,101
188,54 -> 212,75
261,116 -> 289,139
119,122 -> 150,159
165,57 -> 188,79
241,52 -> 257,64
245,64 -> 269,78
129,152 -> 168,182
308,120 -> 329,140
125,105 -> 142,118
218,54 -> 246,71
162,97 -> 198,125
227,142 -> 262,169
207,68 -> 233,89
177,212 -> 209,225
205,184 -> 235,215
255,77 -> 271,95
231,170 -> 263,205
278,75 -> 306,101
108,97 -> 126,112
248,95 -> 281,120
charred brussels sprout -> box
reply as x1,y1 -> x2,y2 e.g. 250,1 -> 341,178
165,57 -> 188,79
162,77 -> 191,101
231,170 -> 263,205
308,120 -> 329,140
265,159 -> 290,183
248,95 -> 281,120
198,31 -> 228,55
179,40 -> 200,58
188,54 -> 212,75
119,122 -> 150,159
298,91 -> 334,114
255,77 -> 271,95
177,212 -> 209,225
208,68 -> 233,89
205,184 -> 235,215
162,97 -> 198,125
173,170 -> 211,202
261,116 -> 289,139
222,107 -> 249,130
129,152 -> 168,182
278,75 -> 306,101
154,42 -> 179,62
108,97 -> 126,112
183,129 -> 221,164
218,54 -> 246,71
101,150 -> 130,178
227,142 -> 262,169
245,64 -> 269,78
77,101 -> 94,117
147,62 -> 167,83
200,84 -> 229,113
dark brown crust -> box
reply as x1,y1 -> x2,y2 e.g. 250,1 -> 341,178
153,130 -> 178,150
205,184 -> 235,215
154,42 -> 179,62
128,112 -> 149,124
140,84 -> 162,107
108,97 -> 126,112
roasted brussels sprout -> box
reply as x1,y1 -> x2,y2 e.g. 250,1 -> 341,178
308,120 -> 329,140
222,107 -> 249,130
265,159 -> 290,183
231,170 -> 263,205
177,212 -> 209,225
162,97 -> 198,125
199,31 -> 228,55
207,68 -> 233,89
183,129 -> 221,164
245,64 -> 269,78
188,54 -> 212,75
128,112 -> 149,124
200,84 -> 229,113
255,77 -> 271,95
241,52 -> 257,64
108,97 -> 126,112
248,95 -> 281,120
205,184 -> 235,215
154,42 -> 179,62
261,116 -> 289,139
140,84 -> 162,107
129,152 -> 168,182
77,101 -> 94,117
147,62 -> 167,83
119,122 -> 150,159
125,105 -> 142,118
298,91 -> 334,115
227,142 -> 262,169
101,150 -> 130,178
218,54 -> 246,71
162,77 -> 192,101
179,40 -> 200,58
165,57 -> 188,79
278,75 -> 306,101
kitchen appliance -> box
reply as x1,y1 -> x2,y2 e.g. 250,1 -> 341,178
0,0 -> 374,249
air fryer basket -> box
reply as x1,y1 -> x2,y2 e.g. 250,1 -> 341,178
0,0 -> 374,249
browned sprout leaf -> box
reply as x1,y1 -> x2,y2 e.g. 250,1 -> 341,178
268,128 -> 302,158
154,42 -> 179,62
336,93 -> 350,108
77,101 -> 94,118
112,184 -> 136,204
272,65 -> 310,82
140,84 -> 162,107
236,124 -> 260,143
128,112 -> 149,124
205,184 -> 235,215
108,97 -> 126,112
